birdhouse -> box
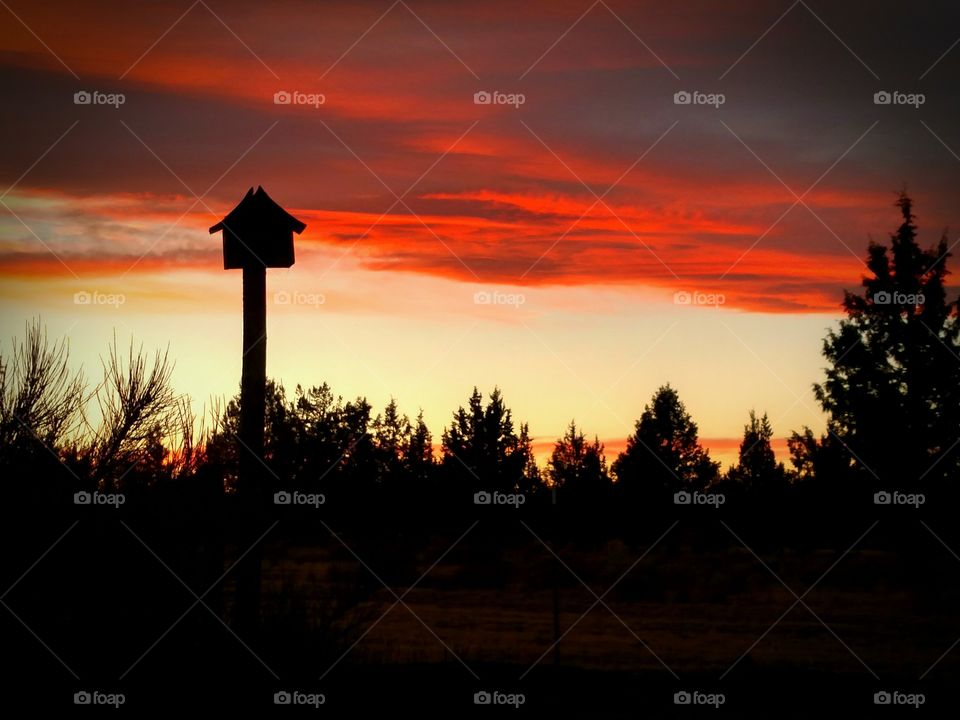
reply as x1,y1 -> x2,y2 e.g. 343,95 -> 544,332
209,186 -> 306,269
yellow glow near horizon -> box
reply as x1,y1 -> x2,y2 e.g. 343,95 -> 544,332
0,260 -> 833,471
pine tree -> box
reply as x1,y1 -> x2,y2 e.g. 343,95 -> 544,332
442,387 -> 541,493
612,384 -> 719,494
814,193 -> 959,486
728,410 -> 785,490
548,420 -> 610,498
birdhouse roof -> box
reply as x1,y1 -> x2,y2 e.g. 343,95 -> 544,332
209,186 -> 307,235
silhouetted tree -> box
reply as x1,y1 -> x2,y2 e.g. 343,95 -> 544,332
337,395 -> 375,488
207,382 -> 440,503
786,428 -> 849,485
86,335 -> 179,491
406,410 -> 435,484
206,380 -> 298,490
726,410 -> 787,493
441,387 -> 540,493
372,398 -> 410,483
0,321 -> 203,503
813,193 -> 959,487
167,396 -> 206,479
548,420 -> 610,501
516,422 -> 542,496
0,320 -> 85,484
612,384 -> 719,497
291,382 -> 345,489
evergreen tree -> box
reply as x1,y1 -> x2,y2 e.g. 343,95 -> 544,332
612,384 -> 719,495
813,193 -> 959,486
728,410 -> 786,490
548,420 -> 610,499
442,387 -> 541,493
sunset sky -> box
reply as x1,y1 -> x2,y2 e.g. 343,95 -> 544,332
1,0 -> 958,467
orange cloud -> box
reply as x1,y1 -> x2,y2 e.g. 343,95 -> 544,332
0,184 -> 881,313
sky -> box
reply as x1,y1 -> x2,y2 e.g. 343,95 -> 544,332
1,0 -> 959,468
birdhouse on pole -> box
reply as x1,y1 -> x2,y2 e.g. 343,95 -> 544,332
212,185 -> 306,269
209,185 -> 305,633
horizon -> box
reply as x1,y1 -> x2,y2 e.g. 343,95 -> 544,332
3,2 -> 960,714
2,0 -> 959,468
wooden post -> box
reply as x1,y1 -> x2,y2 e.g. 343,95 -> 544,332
552,489 -> 560,667
239,263 -> 267,464
236,263 -> 266,636
210,186 -> 306,637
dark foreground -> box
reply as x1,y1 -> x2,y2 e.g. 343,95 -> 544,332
2,482 -> 958,715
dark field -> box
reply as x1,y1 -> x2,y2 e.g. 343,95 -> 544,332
4,493 -> 959,715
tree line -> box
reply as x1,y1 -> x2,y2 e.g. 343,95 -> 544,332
1,193 -> 957,507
